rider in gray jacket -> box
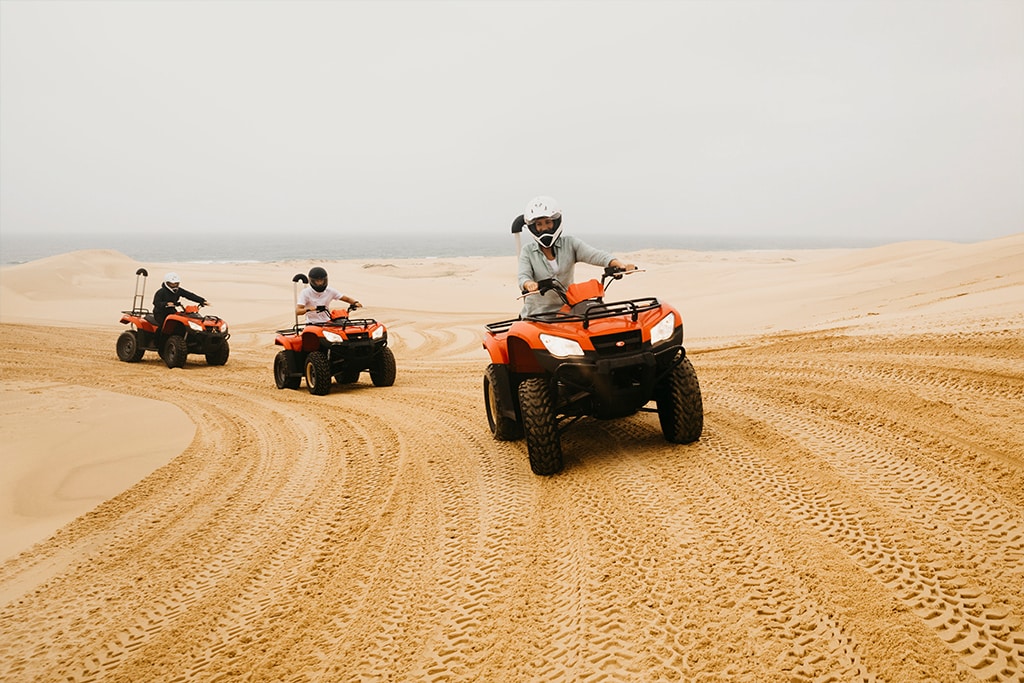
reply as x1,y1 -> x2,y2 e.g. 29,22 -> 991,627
517,196 -> 634,317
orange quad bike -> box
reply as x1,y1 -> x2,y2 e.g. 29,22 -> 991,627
482,266 -> 703,475
116,268 -> 230,368
273,273 -> 396,395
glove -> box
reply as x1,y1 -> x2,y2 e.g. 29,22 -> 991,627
315,305 -> 327,312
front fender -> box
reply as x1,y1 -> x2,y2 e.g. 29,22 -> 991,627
300,330 -> 325,353
508,334 -> 543,374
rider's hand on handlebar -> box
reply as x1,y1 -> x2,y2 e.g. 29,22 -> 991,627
607,261 -> 638,279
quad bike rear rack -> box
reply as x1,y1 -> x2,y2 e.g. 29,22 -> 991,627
123,267 -> 152,317
484,318 -> 518,335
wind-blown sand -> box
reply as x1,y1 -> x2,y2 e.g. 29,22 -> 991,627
0,235 -> 1022,681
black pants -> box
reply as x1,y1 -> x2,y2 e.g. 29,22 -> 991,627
154,313 -> 170,350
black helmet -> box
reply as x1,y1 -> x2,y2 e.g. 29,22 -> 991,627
308,267 -> 328,293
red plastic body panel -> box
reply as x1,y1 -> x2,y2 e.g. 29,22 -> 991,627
483,278 -> 681,375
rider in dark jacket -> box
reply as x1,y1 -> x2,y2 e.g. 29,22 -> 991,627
153,272 -> 208,332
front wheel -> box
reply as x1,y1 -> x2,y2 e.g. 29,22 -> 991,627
305,351 -> 332,395
518,377 -> 563,476
655,354 -> 703,444
336,367 -> 361,384
274,350 -> 301,389
205,340 -> 230,366
370,347 -> 396,387
163,335 -> 188,369
116,330 -> 145,362
484,364 -> 522,441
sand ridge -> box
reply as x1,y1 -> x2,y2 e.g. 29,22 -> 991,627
0,236 -> 1022,681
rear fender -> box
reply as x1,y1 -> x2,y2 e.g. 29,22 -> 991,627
279,348 -> 305,375
275,334 -> 302,350
120,314 -> 158,333
488,363 -> 519,422
482,333 -> 509,365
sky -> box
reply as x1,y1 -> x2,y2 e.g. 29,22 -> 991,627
1,0 -> 1022,243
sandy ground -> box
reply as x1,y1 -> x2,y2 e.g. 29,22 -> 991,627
0,235 -> 1022,681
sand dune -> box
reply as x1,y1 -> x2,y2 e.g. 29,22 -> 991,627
0,235 -> 1022,681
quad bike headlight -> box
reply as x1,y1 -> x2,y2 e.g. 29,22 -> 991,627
650,312 -> 677,346
323,330 -> 344,343
188,320 -> 203,332
219,322 -> 228,333
540,333 -> 585,358
371,325 -> 385,340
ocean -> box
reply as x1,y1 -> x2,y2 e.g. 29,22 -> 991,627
0,231 -> 893,266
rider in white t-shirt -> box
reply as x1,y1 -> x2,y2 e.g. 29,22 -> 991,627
296,266 -> 361,323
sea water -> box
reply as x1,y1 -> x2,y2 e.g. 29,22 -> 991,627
0,231 -> 891,266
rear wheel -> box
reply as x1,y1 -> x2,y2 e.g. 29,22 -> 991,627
274,350 -> 301,389
518,377 -> 563,475
163,335 -> 188,368
205,340 -> 230,366
484,364 -> 522,441
370,347 -> 397,387
116,330 -> 145,362
655,353 -> 703,443
305,351 -> 332,395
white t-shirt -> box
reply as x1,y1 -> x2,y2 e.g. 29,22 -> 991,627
298,286 -> 345,323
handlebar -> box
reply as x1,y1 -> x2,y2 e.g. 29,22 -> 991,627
519,277 -> 561,300
519,266 -> 644,300
175,301 -> 209,311
603,265 -> 644,280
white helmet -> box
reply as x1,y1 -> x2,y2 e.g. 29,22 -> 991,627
164,272 -> 180,289
524,195 -> 563,248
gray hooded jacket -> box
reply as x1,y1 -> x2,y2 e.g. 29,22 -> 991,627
517,235 -> 614,317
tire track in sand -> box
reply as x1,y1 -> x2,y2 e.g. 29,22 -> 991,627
0,324 -> 1022,682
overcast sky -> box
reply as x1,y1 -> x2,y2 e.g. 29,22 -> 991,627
1,0 -> 1022,242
